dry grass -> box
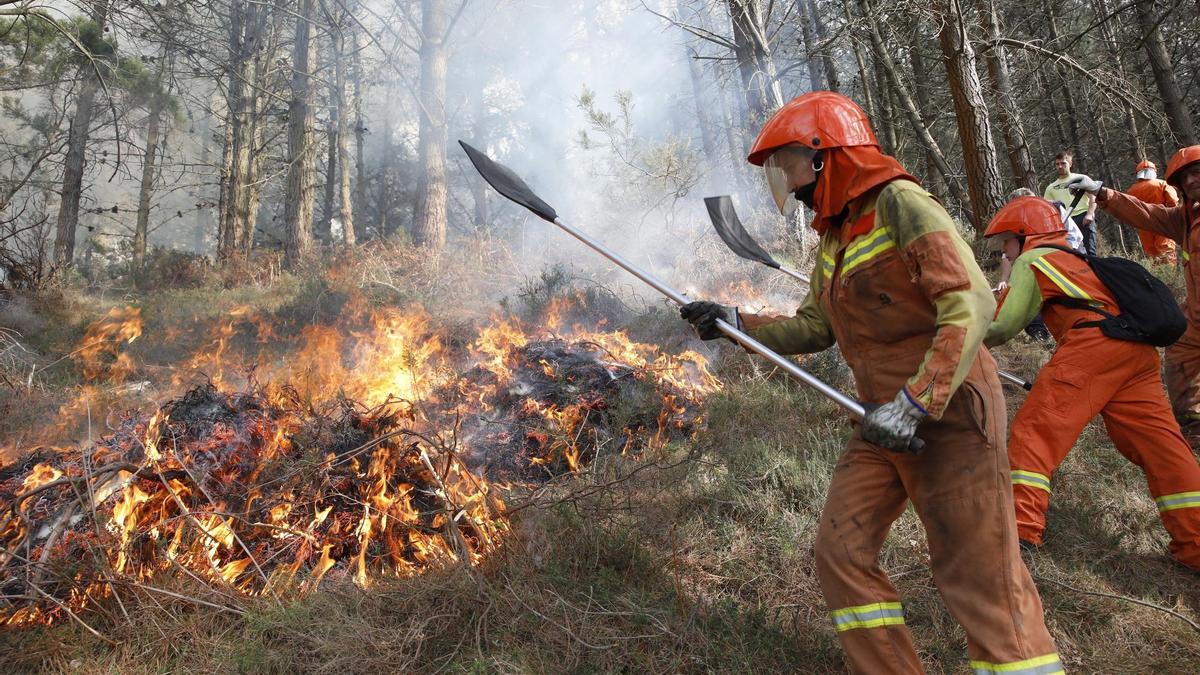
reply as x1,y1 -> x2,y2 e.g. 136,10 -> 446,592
3,258 -> 1200,673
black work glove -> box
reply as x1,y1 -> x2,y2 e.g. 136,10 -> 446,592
680,301 -> 739,340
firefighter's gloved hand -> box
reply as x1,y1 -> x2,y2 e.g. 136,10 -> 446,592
1065,175 -> 1103,196
680,301 -> 738,340
862,389 -> 926,452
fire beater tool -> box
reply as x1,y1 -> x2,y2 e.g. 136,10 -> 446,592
459,140 -> 926,453
703,195 -> 1034,392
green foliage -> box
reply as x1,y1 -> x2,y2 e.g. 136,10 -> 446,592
574,86 -> 703,208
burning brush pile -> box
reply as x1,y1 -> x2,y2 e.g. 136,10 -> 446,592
0,291 -> 720,626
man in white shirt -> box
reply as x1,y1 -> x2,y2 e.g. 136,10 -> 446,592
1044,150 -> 1099,254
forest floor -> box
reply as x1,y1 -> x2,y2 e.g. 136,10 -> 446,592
1,245 -> 1199,673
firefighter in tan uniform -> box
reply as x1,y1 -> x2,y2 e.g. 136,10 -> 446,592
1068,147 -> 1200,443
682,92 -> 1061,674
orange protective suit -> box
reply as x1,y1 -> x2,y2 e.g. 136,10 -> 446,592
1126,178 -> 1179,264
1097,187 -> 1200,434
744,181 -> 1060,674
988,241 -> 1200,570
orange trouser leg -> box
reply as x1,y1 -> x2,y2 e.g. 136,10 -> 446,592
1164,321 -> 1200,435
1008,351 -> 1107,545
898,374 -> 1059,671
1099,353 -> 1200,570
815,442 -> 921,674
816,366 -> 1059,673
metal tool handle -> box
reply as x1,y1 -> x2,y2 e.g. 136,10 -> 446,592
552,217 -> 926,453
998,369 -> 1033,391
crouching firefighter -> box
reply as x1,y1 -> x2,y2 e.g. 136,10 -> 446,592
982,196 -> 1200,571
680,92 -> 1061,674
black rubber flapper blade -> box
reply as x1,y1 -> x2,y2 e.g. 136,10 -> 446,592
704,196 -> 781,269
459,140 -> 558,223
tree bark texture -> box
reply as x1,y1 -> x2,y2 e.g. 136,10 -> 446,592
284,0 -> 317,265
53,1 -> 110,267
937,0 -> 1005,227
794,0 -> 824,92
862,0 -> 972,219
332,6 -> 356,247
412,0 -> 450,250
977,0 -> 1036,192
1135,0 -> 1196,146
220,0 -> 272,260
725,0 -> 783,126
134,54 -> 170,268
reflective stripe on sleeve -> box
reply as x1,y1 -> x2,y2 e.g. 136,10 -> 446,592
971,653 -> 1065,675
1155,491 -> 1200,512
1011,470 -> 1051,493
830,601 -> 905,632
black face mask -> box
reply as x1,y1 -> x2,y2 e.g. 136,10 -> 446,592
793,181 -> 817,209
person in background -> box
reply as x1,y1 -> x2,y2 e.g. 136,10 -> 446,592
1044,150 -> 1099,255
1067,146 -> 1200,446
983,196 -> 1200,570
1126,160 -> 1179,264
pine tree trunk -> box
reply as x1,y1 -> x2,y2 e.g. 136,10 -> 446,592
221,0 -> 252,259
321,114 -> 337,242
134,60 -> 169,268
808,0 -> 839,91
197,117 -> 214,254
726,0 -> 783,125
217,98 -> 236,255
352,16 -> 367,230
937,0 -> 1005,227
862,0 -> 972,219
840,0 -> 876,123
977,0 -> 1036,191
907,29 -> 942,195
284,0 -> 317,265
1039,0 -> 1083,160
53,1 -> 110,267
412,0 -> 450,250
332,11 -> 356,247
1135,0 -> 1197,146
794,0 -> 824,92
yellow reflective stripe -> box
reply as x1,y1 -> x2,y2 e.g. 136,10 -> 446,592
971,653 -> 1065,675
1011,470 -> 1051,493
842,226 -> 895,274
1155,491 -> 1200,512
1183,249 -> 1191,263
821,251 -> 836,277
830,601 -> 905,632
1030,257 -> 1095,304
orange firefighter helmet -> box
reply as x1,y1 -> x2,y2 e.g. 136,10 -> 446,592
747,91 -> 878,166
1165,146 -> 1200,188
984,196 -> 1066,240
1136,159 -> 1156,173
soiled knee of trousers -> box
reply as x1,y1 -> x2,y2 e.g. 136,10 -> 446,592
813,519 -> 859,582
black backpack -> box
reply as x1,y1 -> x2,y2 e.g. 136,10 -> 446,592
1039,245 -> 1186,347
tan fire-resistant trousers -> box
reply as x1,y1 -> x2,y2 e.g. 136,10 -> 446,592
814,361 -> 1061,674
